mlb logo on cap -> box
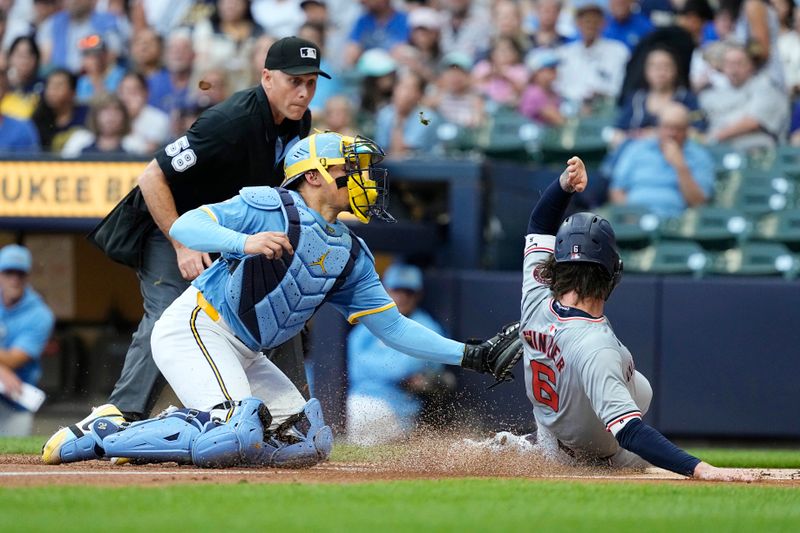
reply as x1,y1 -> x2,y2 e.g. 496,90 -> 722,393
300,47 -> 317,59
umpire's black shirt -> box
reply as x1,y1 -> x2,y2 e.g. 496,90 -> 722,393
154,84 -> 312,215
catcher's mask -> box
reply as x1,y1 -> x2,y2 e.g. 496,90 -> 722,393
554,212 -> 623,299
283,132 -> 395,224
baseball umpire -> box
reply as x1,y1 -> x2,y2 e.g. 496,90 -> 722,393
92,36 -> 326,424
496,157 -> 754,481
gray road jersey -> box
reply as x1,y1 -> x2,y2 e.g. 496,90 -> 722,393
520,234 -> 647,459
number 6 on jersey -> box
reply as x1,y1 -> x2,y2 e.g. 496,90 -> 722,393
531,360 -> 559,412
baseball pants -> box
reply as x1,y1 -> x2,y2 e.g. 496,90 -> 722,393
151,286 -> 307,427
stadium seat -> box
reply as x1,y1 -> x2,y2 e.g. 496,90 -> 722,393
714,179 -> 794,217
596,205 -> 660,249
478,107 -> 540,160
435,122 -> 478,155
622,240 -> 709,275
538,116 -> 612,166
659,207 -> 750,250
754,209 -> 800,251
706,242 -> 798,278
707,143 -> 748,174
775,145 -> 800,181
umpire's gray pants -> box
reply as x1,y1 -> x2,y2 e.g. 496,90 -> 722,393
108,229 -> 310,418
108,229 -> 188,417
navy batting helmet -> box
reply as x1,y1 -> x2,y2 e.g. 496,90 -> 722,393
554,212 -> 623,297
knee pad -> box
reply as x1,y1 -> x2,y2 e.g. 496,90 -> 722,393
269,398 -> 333,469
102,408 -> 210,464
191,397 -> 273,468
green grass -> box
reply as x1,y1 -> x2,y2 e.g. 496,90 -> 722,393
0,479 -> 799,532
6,438 -> 800,468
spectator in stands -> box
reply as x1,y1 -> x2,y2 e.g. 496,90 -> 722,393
613,46 -> 701,145
129,28 -> 171,110
603,0 -> 654,51
130,0 -> 193,37
772,0 -> 800,94
75,34 -> 126,103
31,0 -> 60,29
157,29 -> 196,114
357,47 -> 397,116
251,0 -> 304,38
171,100 -> 209,138
700,43 -> 789,151
315,94 -> 356,137
301,0 -> 328,27
439,0 -> 491,60
0,3 -> 34,52
486,0 -> 530,56
0,244 -> 55,437
557,0 -> 630,110
37,0 -> 124,72
63,93 -> 132,156
393,7 -> 443,84
723,0 -> 785,87
31,68 -> 88,152
529,0 -> 569,50
344,0 -> 409,67
428,51 -> 484,128
298,22 -> 342,114
620,0 -> 713,105
346,263 -> 446,446
0,68 -> 40,152
117,71 -> 170,155
193,0 -> 263,93
519,49 -> 565,126
374,71 -> 439,156
610,102 -> 714,218
248,34 -> 277,86
519,48 -> 566,126
471,36 -> 528,108
1,36 -> 43,120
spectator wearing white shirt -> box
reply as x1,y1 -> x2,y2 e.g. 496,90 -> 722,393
116,71 -> 169,155
700,43 -> 789,151
556,0 -> 629,109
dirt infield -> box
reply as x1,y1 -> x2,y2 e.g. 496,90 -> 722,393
2,453 -> 798,488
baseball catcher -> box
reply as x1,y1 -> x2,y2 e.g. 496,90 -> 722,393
42,132 -> 523,468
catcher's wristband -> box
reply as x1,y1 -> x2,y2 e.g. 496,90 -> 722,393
461,341 -> 488,373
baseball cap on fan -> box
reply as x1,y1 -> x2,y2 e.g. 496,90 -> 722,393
382,264 -> 423,292
0,244 -> 32,273
264,36 -> 331,79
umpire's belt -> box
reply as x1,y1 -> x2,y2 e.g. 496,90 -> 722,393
197,291 -> 220,322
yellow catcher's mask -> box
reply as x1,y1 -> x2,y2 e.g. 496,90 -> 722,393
283,132 -> 395,224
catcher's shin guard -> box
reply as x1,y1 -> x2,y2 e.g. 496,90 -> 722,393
191,397 -> 273,468
42,404 -> 126,464
102,408 -> 210,464
268,398 -> 333,468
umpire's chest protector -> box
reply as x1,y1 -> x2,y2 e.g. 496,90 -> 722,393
224,187 -> 357,350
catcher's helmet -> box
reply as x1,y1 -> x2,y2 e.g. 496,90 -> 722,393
282,132 -> 394,224
554,212 -> 623,297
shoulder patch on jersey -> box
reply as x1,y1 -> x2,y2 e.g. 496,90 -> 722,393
239,187 -> 282,210
532,264 -> 547,284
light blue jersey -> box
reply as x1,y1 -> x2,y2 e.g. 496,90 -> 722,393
170,187 -> 464,366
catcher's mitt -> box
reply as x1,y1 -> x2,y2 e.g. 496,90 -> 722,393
461,321 -> 524,384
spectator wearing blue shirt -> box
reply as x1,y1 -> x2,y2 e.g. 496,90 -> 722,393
75,34 -> 126,104
0,245 -> 55,436
344,0 -> 409,67
374,72 -> 439,156
346,264 -> 445,445
0,69 -> 40,153
36,0 -> 124,72
298,22 -> 343,115
604,0 -> 655,51
610,102 -> 714,218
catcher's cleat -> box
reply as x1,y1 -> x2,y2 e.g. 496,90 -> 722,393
41,404 -> 126,465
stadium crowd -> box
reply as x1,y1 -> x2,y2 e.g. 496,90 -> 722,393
0,0 -> 798,213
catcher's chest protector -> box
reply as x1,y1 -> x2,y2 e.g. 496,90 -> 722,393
225,187 -> 360,349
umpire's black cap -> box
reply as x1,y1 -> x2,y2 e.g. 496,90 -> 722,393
265,36 -> 331,79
